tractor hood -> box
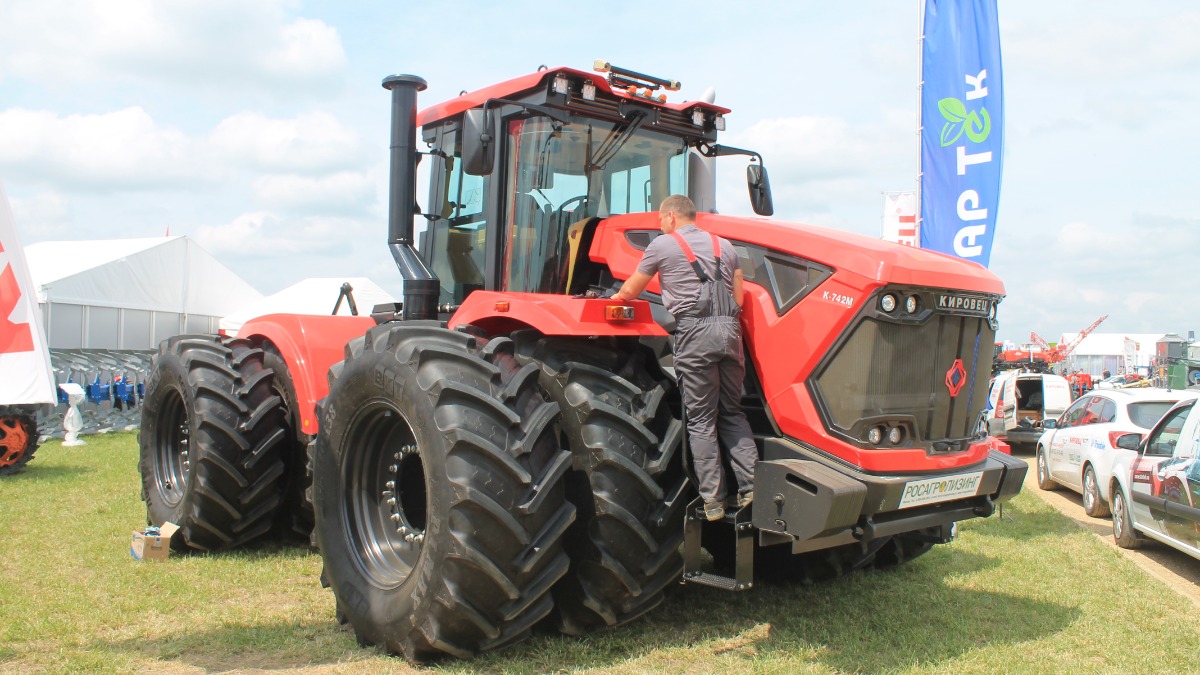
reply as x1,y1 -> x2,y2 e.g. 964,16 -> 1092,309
593,212 -> 1005,297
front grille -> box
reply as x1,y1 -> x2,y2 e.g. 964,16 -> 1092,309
812,287 -> 998,454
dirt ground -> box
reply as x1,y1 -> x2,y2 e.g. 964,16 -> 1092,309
1012,452 -> 1200,607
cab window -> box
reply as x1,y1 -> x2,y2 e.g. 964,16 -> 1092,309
1144,403 -> 1193,457
423,127 -> 488,305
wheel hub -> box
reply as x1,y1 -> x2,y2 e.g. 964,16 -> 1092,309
0,416 -> 30,468
383,444 -> 425,544
154,391 -> 191,502
346,404 -> 428,587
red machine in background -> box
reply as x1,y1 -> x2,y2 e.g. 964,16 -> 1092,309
137,61 -> 1025,661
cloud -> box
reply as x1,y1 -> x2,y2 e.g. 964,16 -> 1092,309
194,211 -> 362,258
253,171 -> 377,214
0,0 -> 346,94
992,211 -> 1200,342
0,107 -> 199,189
725,115 -> 908,182
7,190 -> 73,238
209,111 -> 365,174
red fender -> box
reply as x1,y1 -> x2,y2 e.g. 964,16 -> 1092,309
236,313 -> 375,435
449,291 -> 668,337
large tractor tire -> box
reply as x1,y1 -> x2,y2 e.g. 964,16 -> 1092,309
138,335 -> 288,551
312,323 -> 575,662
261,344 -> 316,543
0,410 -> 38,476
514,332 -> 689,636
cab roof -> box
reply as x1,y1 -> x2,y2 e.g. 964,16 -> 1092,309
417,66 -> 731,128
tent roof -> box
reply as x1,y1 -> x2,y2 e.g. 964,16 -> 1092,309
220,277 -> 396,336
1056,332 -> 1165,356
25,236 -> 261,316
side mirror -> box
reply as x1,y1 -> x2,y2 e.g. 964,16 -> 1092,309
1115,433 -> 1143,451
462,108 -> 494,176
747,164 -> 774,216
1043,419 -> 1057,430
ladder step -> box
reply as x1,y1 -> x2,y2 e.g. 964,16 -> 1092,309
682,572 -> 740,591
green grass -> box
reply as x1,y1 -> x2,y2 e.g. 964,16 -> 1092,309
2,434 -> 1197,673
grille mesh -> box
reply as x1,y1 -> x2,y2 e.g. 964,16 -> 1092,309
814,312 -> 994,448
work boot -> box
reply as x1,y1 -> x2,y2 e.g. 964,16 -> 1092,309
737,489 -> 754,508
703,501 -> 725,521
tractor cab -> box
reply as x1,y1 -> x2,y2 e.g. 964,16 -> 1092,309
409,61 -> 772,310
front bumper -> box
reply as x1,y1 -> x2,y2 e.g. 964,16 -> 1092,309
752,437 -> 1027,553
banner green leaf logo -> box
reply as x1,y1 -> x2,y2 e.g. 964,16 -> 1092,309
938,97 -> 991,147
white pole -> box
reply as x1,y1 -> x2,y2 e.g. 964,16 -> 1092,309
916,0 -> 925,248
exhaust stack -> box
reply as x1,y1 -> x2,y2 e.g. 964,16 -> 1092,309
382,74 -> 439,321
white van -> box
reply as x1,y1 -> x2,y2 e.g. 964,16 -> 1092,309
986,371 -> 1073,449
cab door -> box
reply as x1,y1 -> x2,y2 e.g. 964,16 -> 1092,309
1048,395 -> 1091,487
1129,401 -> 1195,537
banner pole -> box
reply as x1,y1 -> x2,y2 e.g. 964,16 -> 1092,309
915,0 -> 925,248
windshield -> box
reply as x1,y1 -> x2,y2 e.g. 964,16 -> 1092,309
501,115 -> 689,293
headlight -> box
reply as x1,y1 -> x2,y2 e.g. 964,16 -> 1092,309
867,426 -> 883,445
905,295 -> 919,314
880,294 -> 897,313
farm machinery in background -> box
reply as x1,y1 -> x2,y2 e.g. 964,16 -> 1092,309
992,314 -> 1108,375
137,61 -> 1025,661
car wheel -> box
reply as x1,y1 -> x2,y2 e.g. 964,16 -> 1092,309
1112,487 -> 1141,549
1082,465 -> 1110,518
1036,448 -> 1058,491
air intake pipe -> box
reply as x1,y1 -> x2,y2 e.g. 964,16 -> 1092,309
382,74 -> 439,321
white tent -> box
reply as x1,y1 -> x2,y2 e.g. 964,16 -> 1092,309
1059,332 -> 1165,376
25,236 -> 261,350
220,277 -> 396,337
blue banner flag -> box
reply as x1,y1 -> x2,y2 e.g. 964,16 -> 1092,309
920,0 -> 1003,267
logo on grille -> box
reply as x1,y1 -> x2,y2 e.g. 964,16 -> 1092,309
945,359 -> 967,397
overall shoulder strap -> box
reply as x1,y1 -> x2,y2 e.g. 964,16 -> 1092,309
710,234 -> 723,282
669,231 -> 710,282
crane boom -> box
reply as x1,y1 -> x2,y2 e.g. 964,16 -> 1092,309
1051,314 -> 1108,362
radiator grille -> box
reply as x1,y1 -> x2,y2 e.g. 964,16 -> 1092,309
812,290 -> 997,454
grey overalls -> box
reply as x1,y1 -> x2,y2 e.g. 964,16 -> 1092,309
667,230 -> 757,505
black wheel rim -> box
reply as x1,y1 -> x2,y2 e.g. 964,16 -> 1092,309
343,401 -> 426,588
153,389 -> 190,506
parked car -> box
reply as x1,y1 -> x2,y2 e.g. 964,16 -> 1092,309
1035,388 -> 1200,517
987,371 -> 1073,451
1110,398 -> 1200,560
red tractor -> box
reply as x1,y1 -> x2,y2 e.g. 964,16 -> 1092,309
138,62 -> 1026,661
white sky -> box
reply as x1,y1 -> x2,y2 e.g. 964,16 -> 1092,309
2,0 -> 1197,345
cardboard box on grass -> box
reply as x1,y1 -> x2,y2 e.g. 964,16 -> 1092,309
131,522 -> 179,561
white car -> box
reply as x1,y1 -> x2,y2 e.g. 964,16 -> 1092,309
1035,388 -> 1200,517
1110,398 -> 1200,560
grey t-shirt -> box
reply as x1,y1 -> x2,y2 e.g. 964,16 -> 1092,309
636,223 -> 739,318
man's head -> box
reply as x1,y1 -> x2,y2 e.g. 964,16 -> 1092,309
658,194 -> 697,234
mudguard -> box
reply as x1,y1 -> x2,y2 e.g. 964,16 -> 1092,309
236,313 -> 375,435
448,291 -> 668,337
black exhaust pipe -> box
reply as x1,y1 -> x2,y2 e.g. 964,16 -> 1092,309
382,74 -> 439,321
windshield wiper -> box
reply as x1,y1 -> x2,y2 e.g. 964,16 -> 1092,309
588,110 -> 646,171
